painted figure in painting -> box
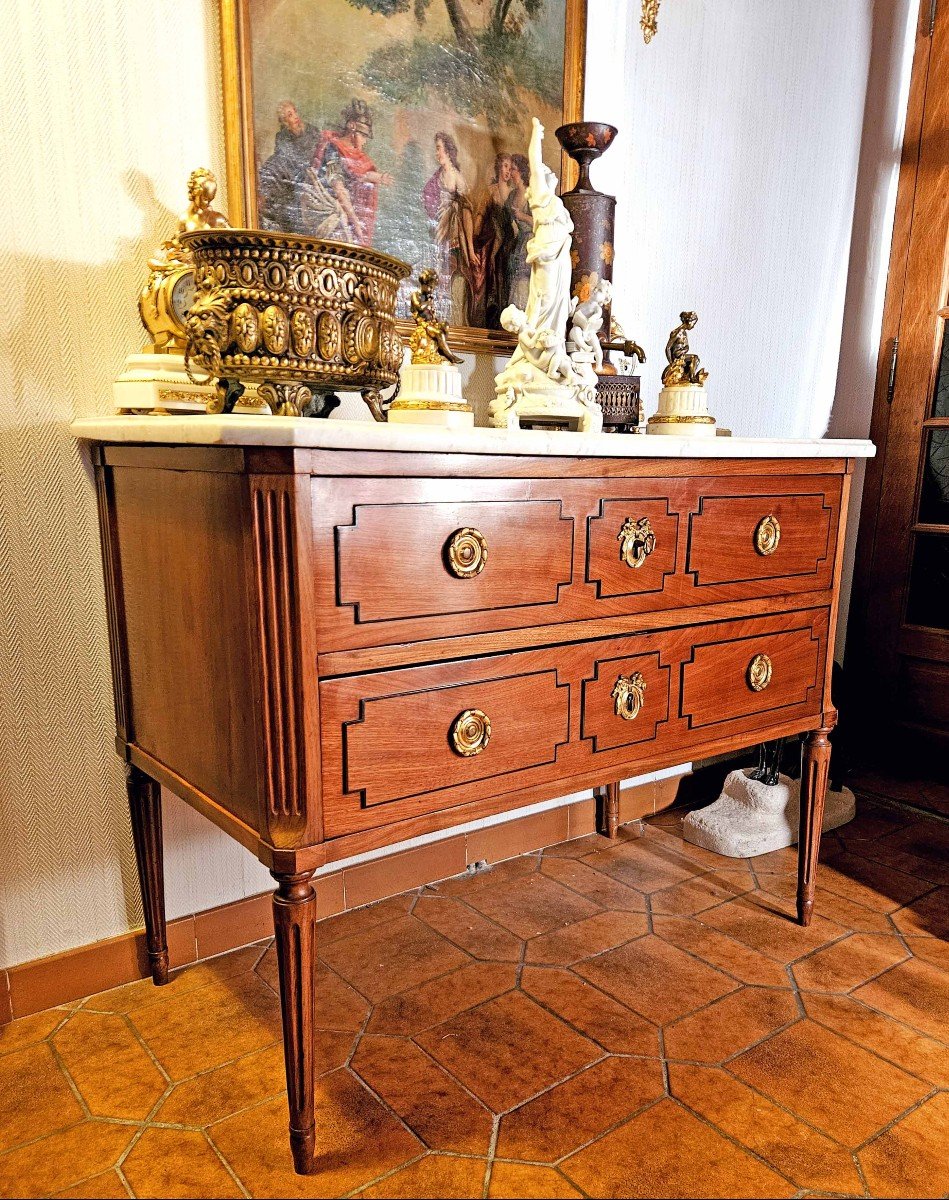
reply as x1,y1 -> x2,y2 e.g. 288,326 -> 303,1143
300,99 -> 394,245
423,132 -> 479,325
475,153 -> 516,329
258,101 -> 320,231
507,153 -> 532,310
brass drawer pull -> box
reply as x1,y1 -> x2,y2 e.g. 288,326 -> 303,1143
451,709 -> 491,756
612,672 -> 647,720
747,653 -> 773,692
754,515 -> 781,556
446,527 -> 488,577
617,516 -> 656,568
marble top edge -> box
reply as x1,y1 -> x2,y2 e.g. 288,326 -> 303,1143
71,416 -> 875,459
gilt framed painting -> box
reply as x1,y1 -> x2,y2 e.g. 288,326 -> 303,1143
219,0 -> 587,352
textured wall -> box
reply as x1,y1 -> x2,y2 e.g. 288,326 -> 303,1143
0,0 -> 897,969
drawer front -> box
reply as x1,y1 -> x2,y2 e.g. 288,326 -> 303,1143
328,485 -> 574,633
585,497 -> 679,599
681,620 -> 823,729
687,482 -> 839,593
319,609 -> 828,837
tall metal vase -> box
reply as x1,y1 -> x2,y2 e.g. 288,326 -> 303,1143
555,121 -> 619,334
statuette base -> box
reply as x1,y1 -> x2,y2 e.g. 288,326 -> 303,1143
114,352 -> 213,415
647,384 -> 716,437
389,362 -> 474,427
682,768 -> 854,859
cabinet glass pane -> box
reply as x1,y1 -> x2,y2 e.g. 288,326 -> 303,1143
934,321 -> 949,418
919,429 -> 949,525
906,534 -> 949,630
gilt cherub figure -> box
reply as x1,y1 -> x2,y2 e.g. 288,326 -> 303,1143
147,168 -> 230,275
661,311 -> 709,387
408,268 -> 463,365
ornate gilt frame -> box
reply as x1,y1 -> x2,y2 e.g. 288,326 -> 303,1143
218,0 -> 587,355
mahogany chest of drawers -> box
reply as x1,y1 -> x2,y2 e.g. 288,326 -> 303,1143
76,418 -> 872,1174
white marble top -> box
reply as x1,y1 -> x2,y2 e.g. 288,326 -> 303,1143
72,415 -> 875,460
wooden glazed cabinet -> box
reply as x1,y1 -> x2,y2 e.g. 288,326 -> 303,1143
85,430 -> 862,1174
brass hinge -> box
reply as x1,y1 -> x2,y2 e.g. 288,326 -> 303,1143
929,0 -> 938,36
886,336 -> 899,404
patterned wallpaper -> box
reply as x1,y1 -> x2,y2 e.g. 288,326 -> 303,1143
0,0 -> 895,969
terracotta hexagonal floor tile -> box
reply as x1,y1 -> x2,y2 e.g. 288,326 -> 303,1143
574,934 -> 737,1025
663,987 -> 799,1063
818,852 -> 935,913
792,932 -> 909,992
852,957 -> 949,1040
366,962 -> 517,1038
0,1120 -> 136,1200
561,1098 -> 795,1198
317,915 -> 469,1003
496,1056 -> 664,1162
801,991 -> 949,1088
539,855 -> 648,910
352,1036 -> 493,1155
415,991 -> 600,1112
360,1155 -> 487,1198
209,1071 -> 422,1198
51,1168 -> 129,1198
316,894 -> 414,945
728,1020 -> 930,1145
122,1126 -> 243,1198
155,1040 -> 290,1127
488,1162 -> 585,1198
854,820 -> 949,886
434,854 -> 540,897
524,909 -> 647,966
412,894 -> 524,961
460,872 -> 601,939
579,834 -> 707,894
650,869 -> 754,916
86,945 -> 262,1016
758,874 -> 893,933
0,1042 -> 84,1153
53,1009 -> 167,1120
904,933 -> 949,971
520,967 -> 660,1056
859,1091 -> 949,1198
128,968 -> 283,1081
0,1008 -> 69,1057
890,887 -> 949,938
651,915 -> 791,987
669,1063 -> 863,1195
697,893 -> 846,963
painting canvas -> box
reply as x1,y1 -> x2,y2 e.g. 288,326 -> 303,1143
221,0 -> 585,351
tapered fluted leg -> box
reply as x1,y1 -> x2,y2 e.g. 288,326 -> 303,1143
272,871 -> 318,1175
596,781 -> 621,839
126,766 -> 169,985
797,726 -> 833,926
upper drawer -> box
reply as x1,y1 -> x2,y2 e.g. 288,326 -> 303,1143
686,480 -> 840,595
336,498 -> 573,623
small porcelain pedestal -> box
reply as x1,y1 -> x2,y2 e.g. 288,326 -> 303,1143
682,768 -> 856,859
491,378 -> 603,433
647,383 -> 716,437
389,362 -> 474,429
114,352 -> 214,414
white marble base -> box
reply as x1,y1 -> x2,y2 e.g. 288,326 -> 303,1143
647,383 -> 716,437
388,406 -> 474,429
491,380 -> 603,434
114,352 -> 213,414
682,767 -> 856,859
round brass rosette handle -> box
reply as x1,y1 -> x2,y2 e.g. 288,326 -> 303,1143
746,653 -> 773,692
754,515 -> 781,556
611,671 -> 647,721
446,527 -> 488,578
451,709 -> 492,757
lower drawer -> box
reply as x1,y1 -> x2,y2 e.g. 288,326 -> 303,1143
319,609 -> 829,836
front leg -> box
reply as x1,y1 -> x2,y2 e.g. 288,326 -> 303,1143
126,766 -> 169,985
596,780 -> 621,839
271,871 -> 318,1175
797,724 -> 833,926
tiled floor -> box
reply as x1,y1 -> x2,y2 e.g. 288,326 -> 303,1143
1,785 -> 947,1199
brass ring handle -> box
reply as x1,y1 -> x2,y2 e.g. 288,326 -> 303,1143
451,709 -> 491,757
611,671 -> 647,720
446,527 -> 488,578
754,515 -> 781,556
617,516 -> 657,569
747,654 -> 773,692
